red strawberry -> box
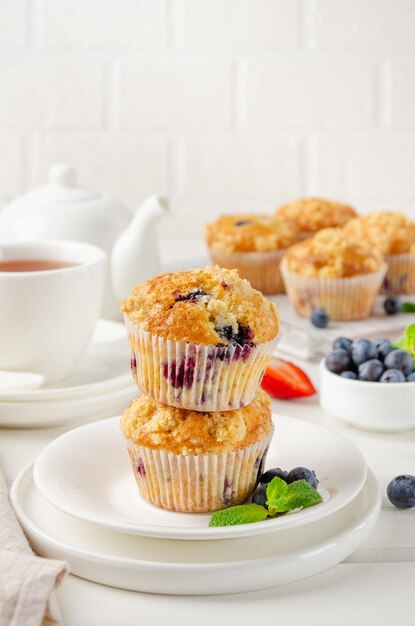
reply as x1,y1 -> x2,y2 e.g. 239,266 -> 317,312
261,358 -> 316,400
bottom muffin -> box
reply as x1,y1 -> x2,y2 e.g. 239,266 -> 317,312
120,389 -> 273,513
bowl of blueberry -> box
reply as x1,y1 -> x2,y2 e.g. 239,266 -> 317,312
320,325 -> 415,432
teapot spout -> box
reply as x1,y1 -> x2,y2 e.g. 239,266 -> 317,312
111,194 -> 170,303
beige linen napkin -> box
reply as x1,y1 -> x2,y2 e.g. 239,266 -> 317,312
0,468 -> 68,626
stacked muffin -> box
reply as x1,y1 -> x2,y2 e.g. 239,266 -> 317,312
120,266 -> 279,513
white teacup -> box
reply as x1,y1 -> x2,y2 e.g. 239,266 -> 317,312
0,240 -> 106,384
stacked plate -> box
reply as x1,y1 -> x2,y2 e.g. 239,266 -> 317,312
0,320 -> 137,428
11,414 -> 381,594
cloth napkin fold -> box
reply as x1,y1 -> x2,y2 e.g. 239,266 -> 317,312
0,468 -> 68,626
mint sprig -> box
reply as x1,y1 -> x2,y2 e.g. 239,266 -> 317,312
209,503 -> 268,527
208,476 -> 322,527
393,323 -> 415,365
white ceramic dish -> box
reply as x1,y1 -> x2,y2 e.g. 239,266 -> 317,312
319,359 -> 415,432
33,414 -> 367,540
11,464 -> 381,595
0,320 -> 137,428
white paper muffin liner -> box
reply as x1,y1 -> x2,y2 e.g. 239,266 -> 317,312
209,248 -> 286,294
124,430 -> 273,513
382,253 -> 415,295
280,262 -> 387,321
126,317 -> 279,411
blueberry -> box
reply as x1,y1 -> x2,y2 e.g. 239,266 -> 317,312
384,297 -> 402,316
333,337 -> 352,352
351,339 -> 377,366
340,370 -> 358,380
286,467 -> 319,489
216,323 -> 254,347
384,349 -> 414,376
358,359 -> 384,382
325,349 -> 354,375
387,475 -> 415,509
310,308 -> 330,329
407,372 -> 415,382
260,468 -> 288,484
175,289 -> 209,303
375,338 -> 393,361
251,484 -> 267,507
380,368 -> 406,383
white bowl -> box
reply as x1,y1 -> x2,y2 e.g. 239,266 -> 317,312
319,359 -> 415,432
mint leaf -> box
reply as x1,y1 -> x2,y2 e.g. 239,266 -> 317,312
401,303 -> 415,314
265,476 -> 289,502
267,479 -> 323,515
209,503 -> 268,527
393,323 -> 415,366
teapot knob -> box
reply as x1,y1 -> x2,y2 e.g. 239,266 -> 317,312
48,163 -> 77,187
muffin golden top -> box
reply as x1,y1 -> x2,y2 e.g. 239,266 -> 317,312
343,211 -> 415,255
205,213 -> 302,253
282,228 -> 384,279
122,266 -> 279,345
120,389 -> 273,455
276,197 -> 357,235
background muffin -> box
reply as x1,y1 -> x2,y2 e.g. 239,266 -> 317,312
122,266 -> 279,411
280,228 -> 386,320
276,197 -> 357,238
344,211 -> 415,294
120,389 -> 274,513
205,213 -> 302,294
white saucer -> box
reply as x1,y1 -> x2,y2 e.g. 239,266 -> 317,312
33,415 -> 367,540
0,320 -> 137,428
11,463 -> 381,595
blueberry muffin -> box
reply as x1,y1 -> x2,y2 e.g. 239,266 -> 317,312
205,214 -> 302,294
122,266 -> 279,411
280,228 -> 386,320
276,197 -> 357,238
120,389 -> 273,513
344,211 -> 415,294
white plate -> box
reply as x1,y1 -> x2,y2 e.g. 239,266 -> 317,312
33,415 -> 367,540
11,464 -> 381,595
0,320 -> 131,402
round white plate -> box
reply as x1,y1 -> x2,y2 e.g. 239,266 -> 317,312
33,415 -> 367,540
11,464 -> 381,595
0,320 -> 131,402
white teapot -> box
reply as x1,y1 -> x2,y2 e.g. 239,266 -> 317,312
0,164 -> 170,319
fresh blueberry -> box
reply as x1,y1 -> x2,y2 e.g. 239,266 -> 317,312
380,368 -> 406,383
310,308 -> 330,329
251,484 -> 267,507
387,475 -> 415,509
407,372 -> 415,382
384,349 -> 414,376
375,338 -> 393,361
260,467 -> 288,484
358,359 -> 384,382
340,370 -> 358,380
333,337 -> 352,352
384,296 -> 402,316
286,467 -> 319,489
325,349 -> 354,375
351,339 -> 377,366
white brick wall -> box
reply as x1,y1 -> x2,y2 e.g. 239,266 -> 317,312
0,0 -> 414,237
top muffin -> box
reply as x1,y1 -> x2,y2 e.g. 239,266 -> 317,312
120,388 -> 272,455
276,197 -> 357,236
282,228 -> 384,279
343,211 -> 415,256
205,214 -> 302,254
122,266 -> 279,346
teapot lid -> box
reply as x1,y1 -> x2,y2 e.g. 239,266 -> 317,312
25,164 -> 101,205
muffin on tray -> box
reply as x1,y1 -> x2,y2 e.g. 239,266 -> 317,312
344,211 -> 415,295
205,214 -> 302,294
122,266 -> 279,411
120,389 -> 274,513
275,197 -> 357,238
280,228 -> 386,320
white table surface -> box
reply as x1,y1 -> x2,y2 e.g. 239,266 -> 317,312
1,244 -> 415,626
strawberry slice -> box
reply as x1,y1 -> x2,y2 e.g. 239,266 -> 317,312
261,357 -> 316,400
